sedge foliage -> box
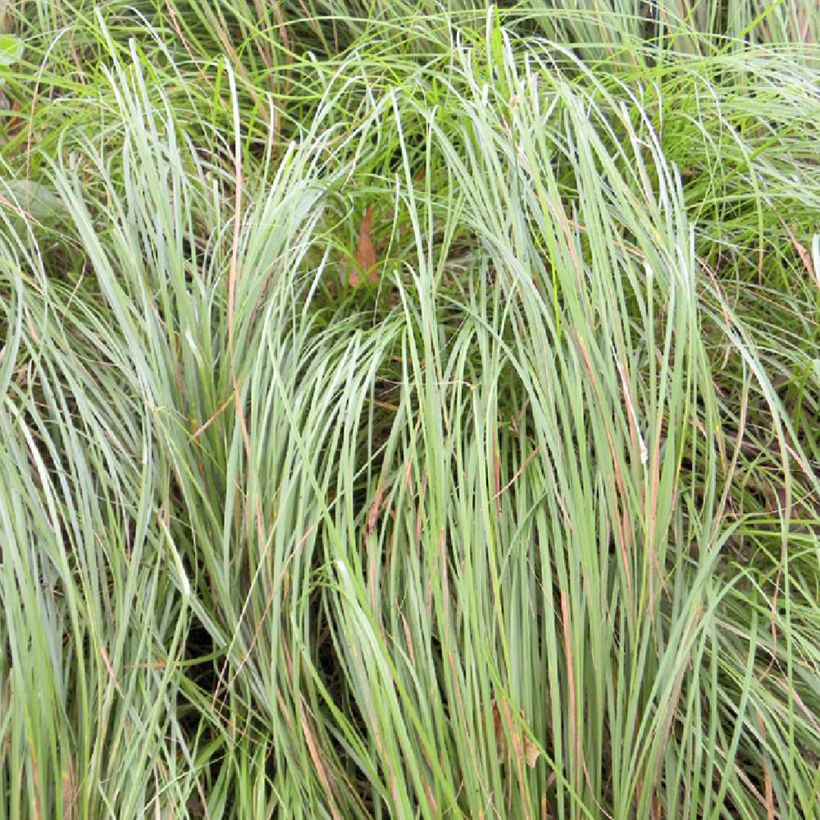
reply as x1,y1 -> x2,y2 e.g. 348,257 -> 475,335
1,2 -> 818,817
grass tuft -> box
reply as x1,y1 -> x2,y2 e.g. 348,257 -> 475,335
1,2 -> 818,817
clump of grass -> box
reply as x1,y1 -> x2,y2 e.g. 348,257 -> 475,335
1,3 -> 818,817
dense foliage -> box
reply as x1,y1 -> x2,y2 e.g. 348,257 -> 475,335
1,2 -> 818,817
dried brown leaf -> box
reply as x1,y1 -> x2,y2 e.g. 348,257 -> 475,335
780,219 -> 818,287
348,205 -> 377,287
492,698 -> 539,768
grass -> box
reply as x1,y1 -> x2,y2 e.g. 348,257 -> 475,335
0,2 -> 818,817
